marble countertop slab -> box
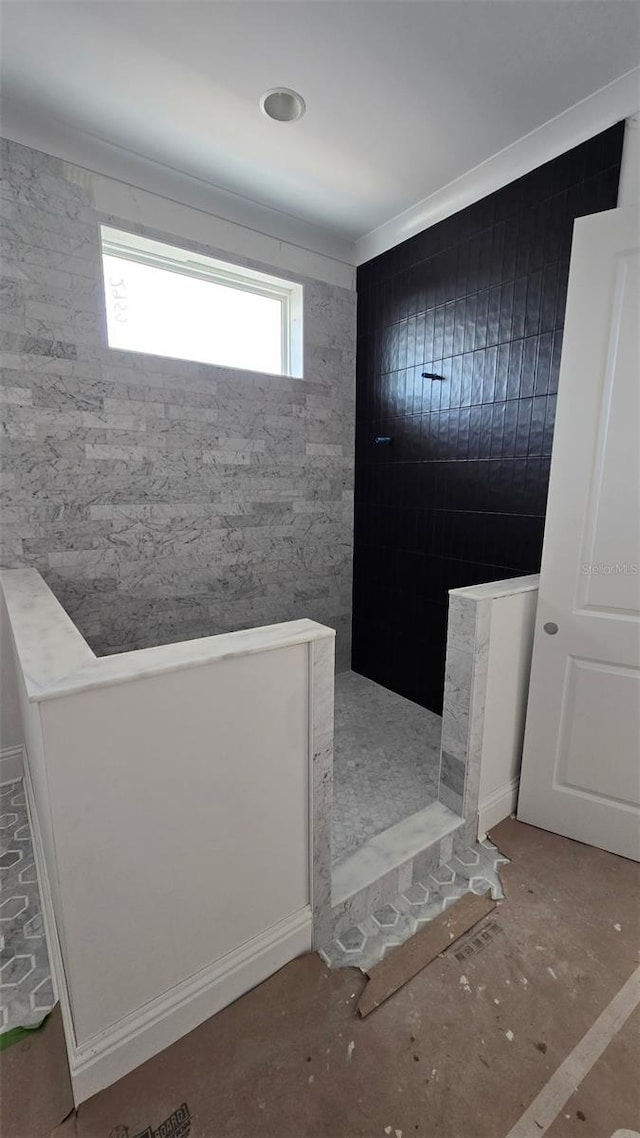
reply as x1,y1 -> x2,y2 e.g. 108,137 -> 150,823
449,574 -> 540,601
1,567 -> 335,704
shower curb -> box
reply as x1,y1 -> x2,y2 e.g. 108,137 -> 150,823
326,805 -> 476,943
320,835 -> 508,970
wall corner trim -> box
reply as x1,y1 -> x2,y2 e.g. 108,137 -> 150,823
356,67 -> 640,264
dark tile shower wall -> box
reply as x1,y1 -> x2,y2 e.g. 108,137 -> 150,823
353,123 -> 625,714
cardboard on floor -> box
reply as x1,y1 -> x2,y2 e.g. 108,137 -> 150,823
0,1005 -> 73,1137
56,820 -> 640,1137
2,819 -> 638,1138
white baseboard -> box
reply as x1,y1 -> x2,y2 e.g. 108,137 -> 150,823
0,743 -> 25,785
477,778 -> 520,839
23,756 -> 312,1105
71,906 -> 312,1103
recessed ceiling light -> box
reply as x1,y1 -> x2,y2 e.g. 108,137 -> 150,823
260,88 -> 306,123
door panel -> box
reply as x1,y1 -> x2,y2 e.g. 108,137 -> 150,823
557,659 -> 640,803
518,206 -> 640,861
578,252 -> 640,615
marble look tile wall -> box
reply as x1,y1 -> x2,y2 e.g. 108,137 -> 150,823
310,635 -> 335,947
439,576 -> 539,823
0,139 -> 356,666
439,593 -> 491,817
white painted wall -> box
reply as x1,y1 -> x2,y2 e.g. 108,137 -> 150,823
79,167 -> 354,290
1,100 -> 355,268
5,67 -> 636,271
40,644 -> 310,1045
477,588 -> 539,837
32,638 -> 322,1103
357,82 -> 640,262
2,569 -> 334,1103
619,114 -> 639,206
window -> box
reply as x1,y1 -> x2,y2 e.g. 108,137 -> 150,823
100,227 -> 303,377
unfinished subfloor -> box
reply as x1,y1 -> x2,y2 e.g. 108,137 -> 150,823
33,818 -> 640,1138
333,671 -> 442,864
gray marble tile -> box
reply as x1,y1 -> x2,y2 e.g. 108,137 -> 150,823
440,591 -> 493,824
330,866 -> 405,938
0,781 -> 54,1032
0,137 -> 356,666
332,671 -> 442,864
441,750 -> 465,797
410,840 -> 444,882
0,331 -> 78,359
310,635 -> 335,947
320,837 -> 508,971
438,781 -> 463,816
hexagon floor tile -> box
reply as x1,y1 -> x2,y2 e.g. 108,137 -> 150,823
320,837 -> 508,970
0,780 -> 53,1033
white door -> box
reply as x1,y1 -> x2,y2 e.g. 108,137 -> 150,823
518,205 -> 640,862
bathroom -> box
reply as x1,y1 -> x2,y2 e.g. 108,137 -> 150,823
1,3 -> 638,1109
0,123 -> 628,880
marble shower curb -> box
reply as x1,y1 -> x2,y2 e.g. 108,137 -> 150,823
320,836 -> 509,971
327,805 -> 476,941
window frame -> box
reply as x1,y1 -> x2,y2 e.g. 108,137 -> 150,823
100,226 -> 304,378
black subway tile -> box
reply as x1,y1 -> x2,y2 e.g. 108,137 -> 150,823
506,339 -> 523,400
534,331 -> 553,396
471,349 -> 486,405
463,292 -> 478,352
495,343 -> 510,402
354,123 -> 624,710
512,276 -> 528,339
525,270 -> 543,337
515,398 -> 533,457
520,336 -> 539,399
549,329 -> 563,393
474,288 -> 489,349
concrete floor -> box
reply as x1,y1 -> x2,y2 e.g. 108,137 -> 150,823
50,818 -> 639,1138
333,671 -> 442,864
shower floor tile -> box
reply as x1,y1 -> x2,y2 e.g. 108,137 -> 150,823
332,671 -> 442,865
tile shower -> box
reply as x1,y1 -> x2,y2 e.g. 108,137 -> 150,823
352,123 -> 625,716
330,123 -> 624,884
0,138 -> 356,671
0,125 -> 626,973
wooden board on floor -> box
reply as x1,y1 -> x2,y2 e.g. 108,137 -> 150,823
357,890 -> 496,1017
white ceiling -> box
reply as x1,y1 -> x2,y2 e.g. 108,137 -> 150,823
2,1 -> 639,259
